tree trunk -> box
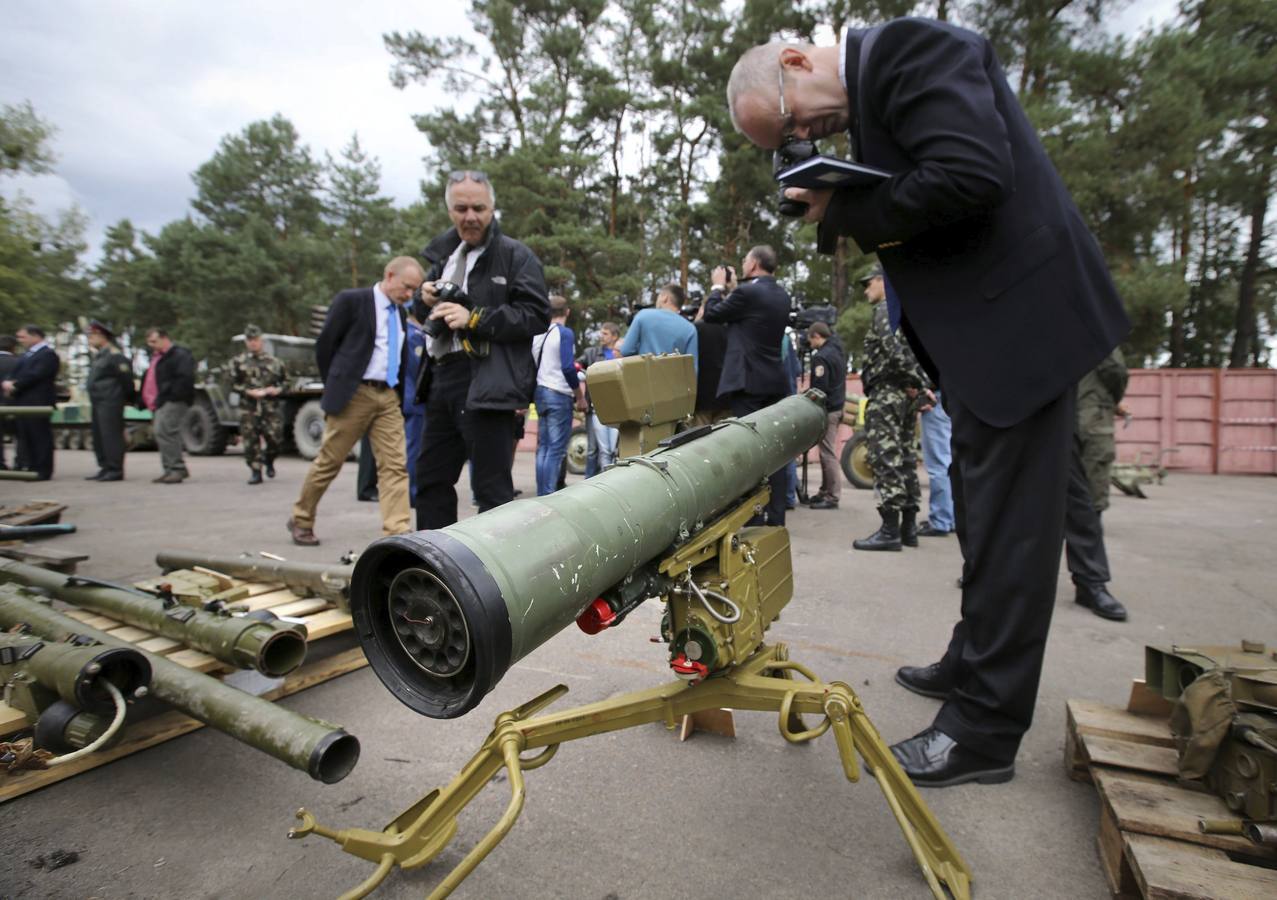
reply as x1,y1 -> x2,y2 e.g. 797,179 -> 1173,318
1229,169 -> 1268,368
831,237 -> 849,310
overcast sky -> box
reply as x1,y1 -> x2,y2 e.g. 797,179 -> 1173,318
3,1 -> 1179,263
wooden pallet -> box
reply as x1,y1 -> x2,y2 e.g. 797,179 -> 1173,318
1,573 -> 365,801
1067,683 -> 1277,899
0,500 -> 66,527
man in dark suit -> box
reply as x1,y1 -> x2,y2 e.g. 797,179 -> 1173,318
2,325 -> 60,480
289,256 -> 424,545
704,244 -> 793,525
728,18 -> 1130,786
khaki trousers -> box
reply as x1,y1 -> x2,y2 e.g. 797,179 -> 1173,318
292,385 -> 410,535
819,409 -> 842,501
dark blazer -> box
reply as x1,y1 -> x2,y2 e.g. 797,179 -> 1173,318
316,287 -> 409,415
819,18 -> 1129,428
704,275 -> 792,400
154,345 -> 195,407
9,345 -> 60,406
692,320 -> 728,412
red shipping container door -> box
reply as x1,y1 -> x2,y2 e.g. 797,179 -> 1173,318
1116,369 -> 1277,475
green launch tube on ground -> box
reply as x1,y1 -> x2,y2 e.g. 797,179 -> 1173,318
155,551 -> 352,608
0,559 -> 307,677
0,584 -> 360,783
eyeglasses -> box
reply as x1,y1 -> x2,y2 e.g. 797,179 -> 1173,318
778,66 -> 795,141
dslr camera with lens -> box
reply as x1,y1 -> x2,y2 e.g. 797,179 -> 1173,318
412,281 -> 469,339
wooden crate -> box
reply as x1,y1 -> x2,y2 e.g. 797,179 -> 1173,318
1,574 -> 364,802
1066,682 -> 1277,899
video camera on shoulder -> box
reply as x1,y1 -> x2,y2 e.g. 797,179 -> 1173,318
789,298 -> 837,352
412,281 -> 468,339
680,289 -> 704,321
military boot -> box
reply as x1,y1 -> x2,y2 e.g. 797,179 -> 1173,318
265,458 -> 276,479
247,469 -> 263,485
901,507 -> 919,547
854,509 -> 902,551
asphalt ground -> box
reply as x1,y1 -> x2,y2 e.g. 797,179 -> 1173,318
1,445 -> 1274,900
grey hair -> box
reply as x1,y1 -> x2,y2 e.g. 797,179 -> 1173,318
726,42 -> 803,133
444,173 -> 496,208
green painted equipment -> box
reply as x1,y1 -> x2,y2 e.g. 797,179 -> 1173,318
155,550 -> 353,610
0,558 -> 307,677
0,584 -> 359,782
351,374 -> 828,718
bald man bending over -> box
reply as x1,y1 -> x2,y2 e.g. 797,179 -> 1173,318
288,256 -> 424,544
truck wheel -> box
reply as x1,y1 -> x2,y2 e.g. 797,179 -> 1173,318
566,425 -> 588,475
292,399 -> 326,460
182,399 -> 228,455
840,431 -> 873,490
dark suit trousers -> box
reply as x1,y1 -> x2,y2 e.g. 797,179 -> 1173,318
729,393 -> 788,526
415,362 -> 515,530
91,401 -> 126,476
934,386 -> 1074,763
1064,431 -> 1111,587
16,417 -> 54,479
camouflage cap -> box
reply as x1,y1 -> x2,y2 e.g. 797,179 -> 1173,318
858,265 -> 884,285
244,324 -> 263,339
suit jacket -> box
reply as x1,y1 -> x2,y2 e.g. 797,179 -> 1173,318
316,287 -> 409,415
704,275 -> 791,400
9,345 -> 60,406
819,18 -> 1130,428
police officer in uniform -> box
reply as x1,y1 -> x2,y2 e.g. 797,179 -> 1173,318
853,267 -> 926,551
229,324 -> 286,485
85,320 -> 135,481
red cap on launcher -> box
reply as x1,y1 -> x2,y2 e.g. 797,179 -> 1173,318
575,599 -> 617,635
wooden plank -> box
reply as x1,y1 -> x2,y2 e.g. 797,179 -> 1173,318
136,636 -> 182,655
105,625 -> 155,644
268,597 -> 329,618
1097,799 -> 1140,898
241,581 -> 287,598
1094,769 -> 1276,858
0,702 -> 30,738
1068,699 -> 1176,748
167,648 -> 223,673
63,610 -> 122,631
299,609 -> 352,641
238,588 -> 304,612
1127,679 -> 1175,718
1080,734 -> 1179,778
0,646 -> 367,803
1125,833 -> 1277,900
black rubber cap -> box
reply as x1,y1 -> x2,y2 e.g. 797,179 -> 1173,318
350,531 -> 513,719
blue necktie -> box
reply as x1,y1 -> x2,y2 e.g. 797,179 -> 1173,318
884,273 -> 903,332
386,305 -> 400,388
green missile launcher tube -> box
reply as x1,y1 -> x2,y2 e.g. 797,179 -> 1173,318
155,551 -> 352,610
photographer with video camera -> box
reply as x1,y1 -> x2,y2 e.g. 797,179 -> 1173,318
412,170 -> 550,529
704,245 -> 792,525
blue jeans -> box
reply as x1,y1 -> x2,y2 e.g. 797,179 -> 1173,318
786,460 -> 799,506
534,386 -> 574,496
920,391 -> 955,531
404,409 -> 426,503
586,412 -> 618,476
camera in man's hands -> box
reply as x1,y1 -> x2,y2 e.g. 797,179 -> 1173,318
774,138 -> 818,217
415,281 -> 468,339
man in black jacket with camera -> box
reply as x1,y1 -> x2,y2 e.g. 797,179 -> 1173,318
413,171 -> 550,529
704,244 -> 793,526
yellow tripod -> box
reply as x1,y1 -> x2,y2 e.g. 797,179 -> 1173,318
290,642 -> 972,899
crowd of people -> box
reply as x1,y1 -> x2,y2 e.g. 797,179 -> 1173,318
1,16 -> 1146,794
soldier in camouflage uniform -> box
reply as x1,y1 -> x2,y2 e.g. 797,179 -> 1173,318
229,324 -> 286,485
853,267 -> 926,552
1064,347 -> 1129,620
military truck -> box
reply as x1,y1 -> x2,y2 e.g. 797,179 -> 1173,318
181,333 -> 327,460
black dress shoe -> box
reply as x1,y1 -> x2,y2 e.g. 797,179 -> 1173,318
890,727 -> 1015,788
917,521 -> 951,537
808,497 -> 839,510
98,472 -> 123,482
895,662 -> 954,699
85,471 -> 105,481
1075,584 -> 1128,621
247,470 -> 263,485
